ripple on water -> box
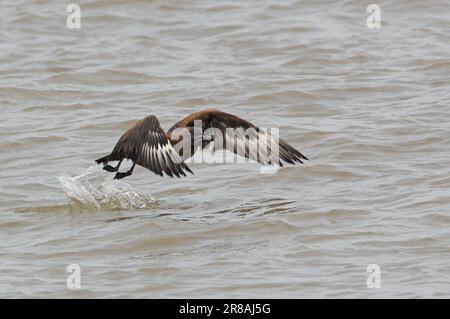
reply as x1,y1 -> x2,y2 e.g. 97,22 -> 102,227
1,0 -> 450,299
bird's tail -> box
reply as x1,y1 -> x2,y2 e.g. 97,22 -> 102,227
95,154 -> 111,165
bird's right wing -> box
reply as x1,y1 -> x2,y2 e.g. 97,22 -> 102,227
112,115 -> 193,177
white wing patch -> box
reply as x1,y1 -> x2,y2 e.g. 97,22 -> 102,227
140,140 -> 189,177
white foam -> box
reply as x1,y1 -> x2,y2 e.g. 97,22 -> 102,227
58,166 -> 155,210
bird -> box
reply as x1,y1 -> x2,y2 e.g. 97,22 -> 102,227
95,108 -> 308,179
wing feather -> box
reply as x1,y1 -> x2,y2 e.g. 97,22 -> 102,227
168,109 -> 308,166
111,115 -> 193,178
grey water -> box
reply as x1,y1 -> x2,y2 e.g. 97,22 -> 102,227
1,0 -> 450,298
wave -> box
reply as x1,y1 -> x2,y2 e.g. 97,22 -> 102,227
58,166 -> 156,210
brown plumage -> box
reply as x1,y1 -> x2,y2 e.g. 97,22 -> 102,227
96,108 -> 308,179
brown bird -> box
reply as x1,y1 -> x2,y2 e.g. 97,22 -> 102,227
95,109 -> 308,179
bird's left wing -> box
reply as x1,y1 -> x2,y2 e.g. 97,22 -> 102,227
167,109 -> 308,166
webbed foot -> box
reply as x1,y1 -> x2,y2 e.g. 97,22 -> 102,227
114,171 -> 131,179
103,165 -> 118,172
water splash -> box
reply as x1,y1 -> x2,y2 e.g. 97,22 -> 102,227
58,166 -> 156,210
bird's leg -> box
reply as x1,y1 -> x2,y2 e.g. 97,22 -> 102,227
114,162 -> 136,180
103,159 -> 123,173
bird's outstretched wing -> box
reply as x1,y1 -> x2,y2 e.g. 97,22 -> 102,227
167,109 -> 308,166
111,115 -> 193,177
